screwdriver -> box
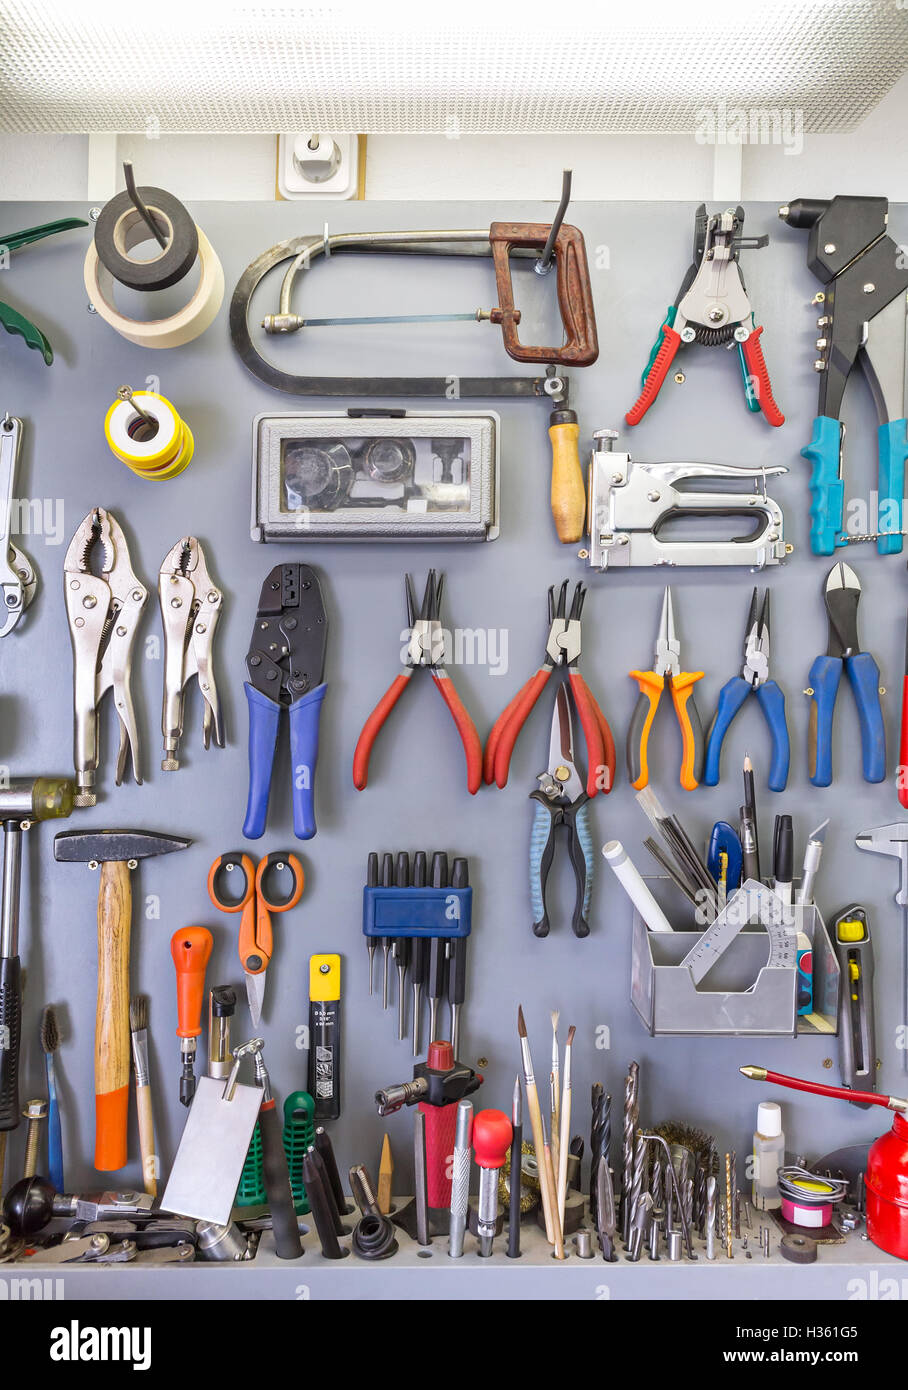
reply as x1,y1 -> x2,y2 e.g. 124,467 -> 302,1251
427,853 -> 449,1043
170,927 -> 213,1105
381,853 -> 394,1010
366,852 -> 379,994
411,851 -> 429,1056
448,856 -> 470,1057
393,852 -> 412,1042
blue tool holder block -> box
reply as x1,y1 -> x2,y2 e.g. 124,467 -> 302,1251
362,885 -> 472,938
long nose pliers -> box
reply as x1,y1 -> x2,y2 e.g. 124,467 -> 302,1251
807,562 -> 885,787
703,588 -> 790,792
627,587 -> 704,792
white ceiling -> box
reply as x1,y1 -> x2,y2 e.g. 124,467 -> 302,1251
1,0 -> 906,135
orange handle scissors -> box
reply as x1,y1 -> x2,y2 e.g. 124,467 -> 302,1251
207,850 -> 304,1025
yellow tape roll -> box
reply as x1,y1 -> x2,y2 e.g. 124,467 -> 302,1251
104,391 -> 193,481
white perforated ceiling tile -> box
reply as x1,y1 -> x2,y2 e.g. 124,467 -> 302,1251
0,1 -> 906,134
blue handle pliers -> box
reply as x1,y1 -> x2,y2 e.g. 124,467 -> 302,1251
243,562 -> 327,840
703,588 -> 790,791
807,562 -> 885,787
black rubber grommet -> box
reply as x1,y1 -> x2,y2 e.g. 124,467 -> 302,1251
94,187 -> 199,291
780,1233 -> 818,1264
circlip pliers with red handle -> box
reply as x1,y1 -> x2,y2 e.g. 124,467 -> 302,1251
484,579 -> 616,797
626,204 -> 784,428
353,570 -> 483,794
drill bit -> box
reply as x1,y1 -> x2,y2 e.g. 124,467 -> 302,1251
651,1155 -> 664,1216
628,1132 -> 646,1243
621,1062 -> 639,1241
589,1084 -> 610,1226
595,1154 -> 617,1262
695,1160 -> 707,1236
725,1152 -> 734,1259
706,1175 -> 717,1259
731,1150 -> 740,1238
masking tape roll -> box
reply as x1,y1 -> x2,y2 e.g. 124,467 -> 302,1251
104,391 -> 194,481
84,221 -> 224,349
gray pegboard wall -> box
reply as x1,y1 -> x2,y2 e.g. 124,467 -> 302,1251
0,197 -> 905,1298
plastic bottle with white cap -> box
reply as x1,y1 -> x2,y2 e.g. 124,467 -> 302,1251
752,1101 -> 785,1210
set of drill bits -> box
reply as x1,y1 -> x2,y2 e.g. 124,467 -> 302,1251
363,851 -> 472,1056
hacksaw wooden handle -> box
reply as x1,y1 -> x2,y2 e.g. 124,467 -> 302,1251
549,411 -> 586,544
95,858 -> 131,1171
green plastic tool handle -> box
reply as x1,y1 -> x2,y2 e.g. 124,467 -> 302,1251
0,217 -> 88,253
0,301 -> 53,364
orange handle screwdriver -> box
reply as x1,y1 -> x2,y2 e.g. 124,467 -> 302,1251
171,926 -> 213,1106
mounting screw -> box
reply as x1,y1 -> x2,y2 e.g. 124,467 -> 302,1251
823,243 -> 836,254
89,206 -> 102,222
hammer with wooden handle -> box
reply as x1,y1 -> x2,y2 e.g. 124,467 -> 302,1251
54,829 -> 190,1171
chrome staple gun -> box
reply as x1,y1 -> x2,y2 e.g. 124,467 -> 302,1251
584,430 -> 790,571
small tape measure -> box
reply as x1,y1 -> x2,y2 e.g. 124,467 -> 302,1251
680,880 -> 799,986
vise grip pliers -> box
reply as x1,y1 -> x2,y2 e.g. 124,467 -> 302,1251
159,537 -> 225,770
64,508 -> 147,806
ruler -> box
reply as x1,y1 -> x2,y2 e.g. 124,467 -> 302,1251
680,880 -> 799,987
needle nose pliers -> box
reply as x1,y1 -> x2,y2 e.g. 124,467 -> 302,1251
807,562 -> 885,787
353,570 -> 483,794
484,579 -> 615,796
703,588 -> 790,792
627,587 -> 704,792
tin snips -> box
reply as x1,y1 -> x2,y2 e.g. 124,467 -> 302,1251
64,509 -> 148,806
158,537 -> 224,770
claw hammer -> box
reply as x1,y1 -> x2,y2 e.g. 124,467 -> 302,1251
54,829 -> 190,1169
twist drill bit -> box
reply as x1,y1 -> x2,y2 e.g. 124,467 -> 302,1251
626,1133 -> 647,1256
706,1175 -> 717,1259
621,1064 -> 639,1241
725,1152 -> 733,1259
651,1155 -> 664,1217
590,1083 -> 607,1226
731,1150 -> 740,1238
695,1160 -> 707,1237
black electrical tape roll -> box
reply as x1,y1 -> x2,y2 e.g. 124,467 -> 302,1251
94,186 -> 199,291
351,1213 -> 399,1261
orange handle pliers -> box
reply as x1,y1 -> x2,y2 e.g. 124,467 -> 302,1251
627,587 -> 704,791
484,579 -> 615,797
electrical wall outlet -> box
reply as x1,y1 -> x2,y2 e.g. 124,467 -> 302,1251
277,134 -> 360,199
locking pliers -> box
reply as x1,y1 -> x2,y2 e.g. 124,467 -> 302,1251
64,508 -> 147,806
159,537 -> 224,770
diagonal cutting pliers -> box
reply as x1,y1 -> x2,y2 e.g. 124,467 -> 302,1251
484,579 -> 615,796
703,588 -> 790,791
627,587 -> 704,792
530,684 -> 594,938
353,570 -> 482,794
244,563 -> 327,840
807,562 -> 885,787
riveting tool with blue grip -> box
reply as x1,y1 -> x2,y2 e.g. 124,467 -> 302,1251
703,588 -> 790,792
779,195 -> 908,556
244,563 -> 327,840
807,562 -> 885,787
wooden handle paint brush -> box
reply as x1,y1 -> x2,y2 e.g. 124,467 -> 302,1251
129,995 -> 157,1196
517,1005 -> 564,1257
556,1024 -> 575,1232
